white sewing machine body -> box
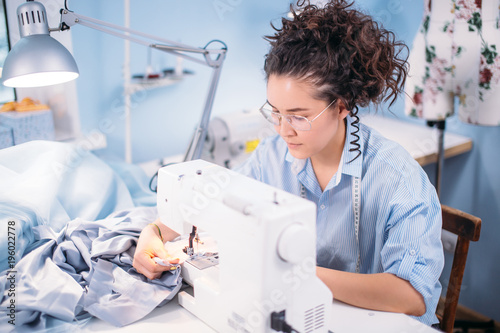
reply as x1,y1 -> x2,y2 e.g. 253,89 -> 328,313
203,109 -> 274,169
157,160 -> 331,332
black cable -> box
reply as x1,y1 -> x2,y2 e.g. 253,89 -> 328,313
284,323 -> 299,333
148,162 -> 178,192
270,311 -> 300,333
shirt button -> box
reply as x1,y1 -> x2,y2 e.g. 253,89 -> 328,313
320,205 -> 326,210
409,249 -> 416,256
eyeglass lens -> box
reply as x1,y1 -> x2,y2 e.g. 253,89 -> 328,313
261,106 -> 311,131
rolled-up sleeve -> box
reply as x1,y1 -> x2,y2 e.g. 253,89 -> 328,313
381,173 -> 444,326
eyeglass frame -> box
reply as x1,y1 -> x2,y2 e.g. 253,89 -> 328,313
259,99 -> 337,131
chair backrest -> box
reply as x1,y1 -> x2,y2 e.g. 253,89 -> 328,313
439,204 -> 481,333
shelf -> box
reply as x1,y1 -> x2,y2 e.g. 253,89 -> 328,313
125,70 -> 193,94
125,76 -> 182,94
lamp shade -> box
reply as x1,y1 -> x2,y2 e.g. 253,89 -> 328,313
1,0 -> 79,88
2,35 -> 79,88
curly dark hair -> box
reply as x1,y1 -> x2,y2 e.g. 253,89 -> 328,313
264,0 -> 409,161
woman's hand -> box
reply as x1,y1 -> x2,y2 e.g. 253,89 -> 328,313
133,220 -> 180,280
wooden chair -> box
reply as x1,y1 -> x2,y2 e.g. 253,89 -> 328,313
438,204 -> 481,333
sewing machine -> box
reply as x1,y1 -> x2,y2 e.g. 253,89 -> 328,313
202,109 -> 274,169
157,159 -> 332,332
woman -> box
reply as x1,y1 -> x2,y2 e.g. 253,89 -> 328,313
133,0 -> 444,326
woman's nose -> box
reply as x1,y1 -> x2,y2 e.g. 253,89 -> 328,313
278,117 -> 296,136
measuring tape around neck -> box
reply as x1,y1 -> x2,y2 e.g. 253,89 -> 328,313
300,176 -> 361,273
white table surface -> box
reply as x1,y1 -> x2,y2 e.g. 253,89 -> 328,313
362,115 -> 472,166
83,292 -> 437,333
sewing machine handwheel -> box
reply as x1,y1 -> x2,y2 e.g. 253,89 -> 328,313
277,223 -> 315,265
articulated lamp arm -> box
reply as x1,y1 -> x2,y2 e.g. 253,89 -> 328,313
58,8 -> 227,162
58,10 -> 226,68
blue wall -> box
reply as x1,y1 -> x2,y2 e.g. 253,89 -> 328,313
70,0 -> 500,321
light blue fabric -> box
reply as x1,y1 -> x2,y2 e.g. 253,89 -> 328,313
106,160 -> 157,208
0,141 -> 154,271
234,115 -> 444,326
0,207 -> 182,332
0,141 -> 180,332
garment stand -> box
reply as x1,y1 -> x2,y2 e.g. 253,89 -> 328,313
426,120 -> 446,197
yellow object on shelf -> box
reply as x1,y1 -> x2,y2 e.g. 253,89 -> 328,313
0,101 -> 16,112
0,97 -> 50,112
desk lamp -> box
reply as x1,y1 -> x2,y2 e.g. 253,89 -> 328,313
2,0 -> 227,162
1,1 -> 79,87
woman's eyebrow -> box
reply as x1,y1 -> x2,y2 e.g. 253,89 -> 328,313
267,100 -> 310,112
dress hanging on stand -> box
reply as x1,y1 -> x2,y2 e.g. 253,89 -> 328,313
405,0 -> 500,126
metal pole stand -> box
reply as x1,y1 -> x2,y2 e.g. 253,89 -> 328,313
426,119 -> 446,198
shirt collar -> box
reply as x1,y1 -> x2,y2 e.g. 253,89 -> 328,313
286,150 -> 306,175
285,115 -> 363,179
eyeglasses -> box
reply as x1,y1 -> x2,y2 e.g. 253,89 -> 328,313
259,99 -> 337,131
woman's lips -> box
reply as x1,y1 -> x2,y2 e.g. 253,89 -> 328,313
287,142 -> 302,149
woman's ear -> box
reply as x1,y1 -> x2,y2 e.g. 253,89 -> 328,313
337,100 -> 350,119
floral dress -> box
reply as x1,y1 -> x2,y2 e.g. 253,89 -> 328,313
405,0 -> 500,126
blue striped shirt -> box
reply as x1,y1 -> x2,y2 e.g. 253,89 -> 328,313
234,115 -> 444,325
